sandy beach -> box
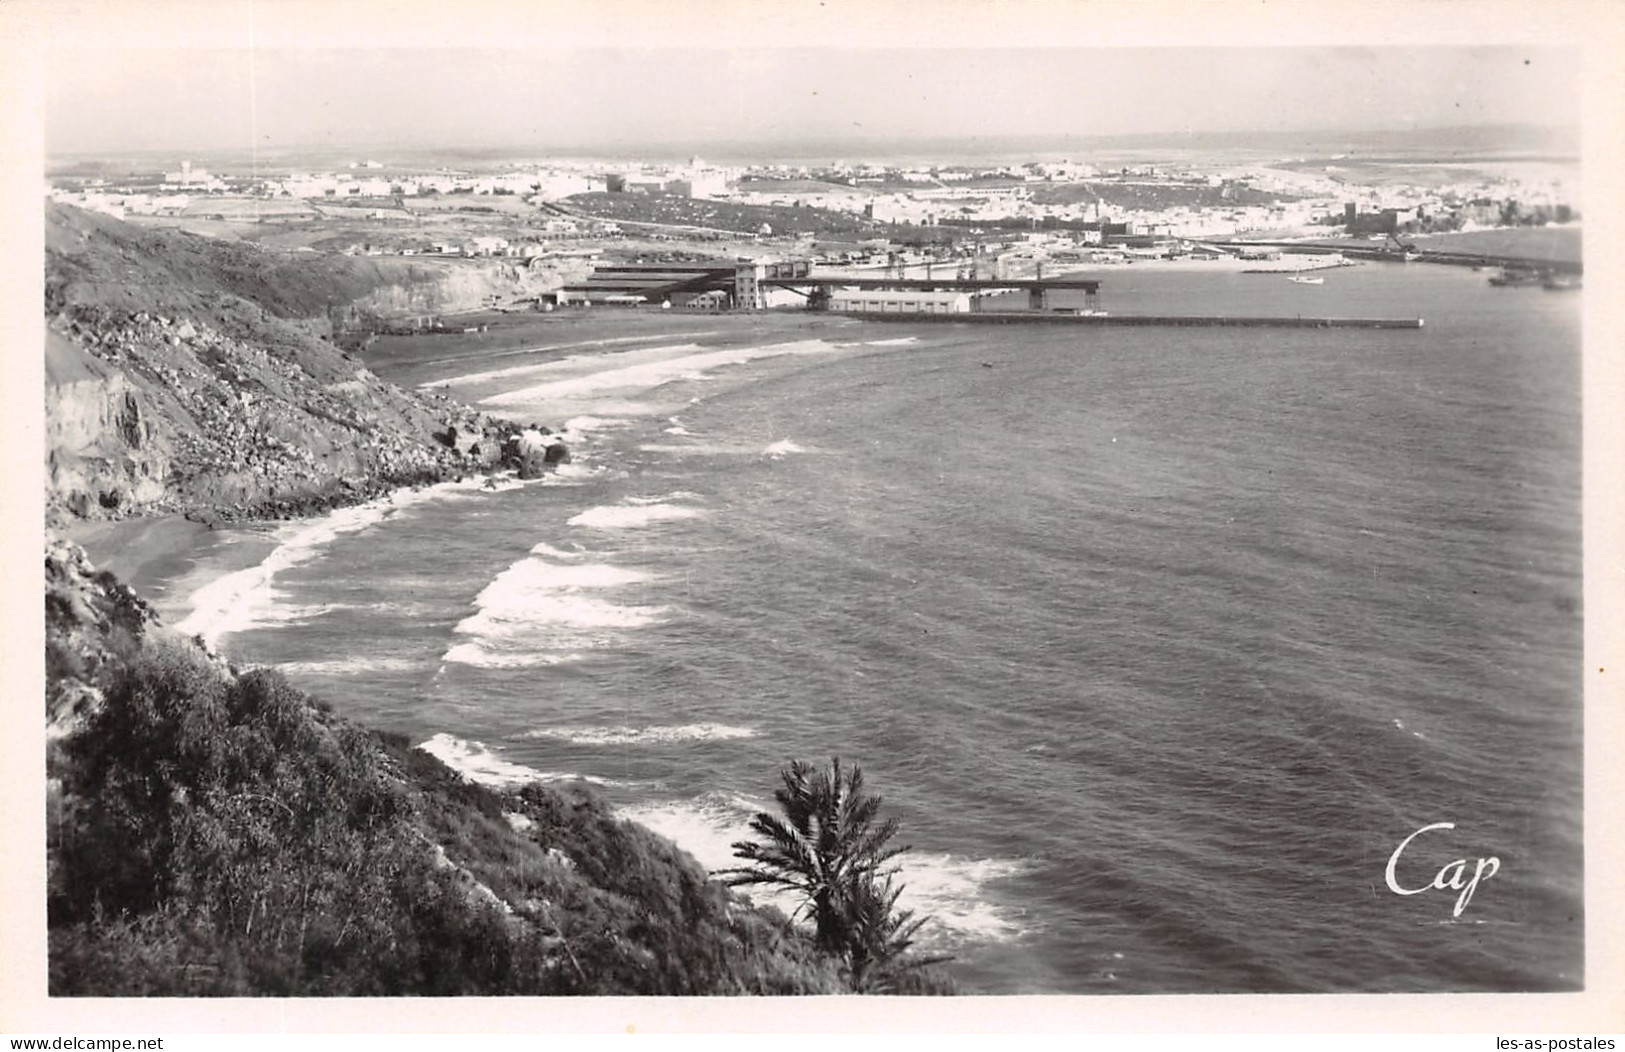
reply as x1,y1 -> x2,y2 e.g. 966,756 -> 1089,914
62,514 -> 281,618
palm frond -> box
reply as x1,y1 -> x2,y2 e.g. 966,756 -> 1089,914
728,756 -> 941,986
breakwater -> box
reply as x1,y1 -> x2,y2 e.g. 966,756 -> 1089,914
847,312 -> 1425,329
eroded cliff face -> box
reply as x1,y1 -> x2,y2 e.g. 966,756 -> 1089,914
44,205 -> 558,527
46,328 -> 172,518
44,306 -> 510,526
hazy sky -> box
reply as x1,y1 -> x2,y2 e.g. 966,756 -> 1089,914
43,39 -> 1579,155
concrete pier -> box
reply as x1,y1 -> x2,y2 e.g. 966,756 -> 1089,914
845,312 -> 1425,329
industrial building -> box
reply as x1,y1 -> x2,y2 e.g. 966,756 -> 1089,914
556,259 -> 812,309
827,290 -> 972,314
556,260 -> 1099,314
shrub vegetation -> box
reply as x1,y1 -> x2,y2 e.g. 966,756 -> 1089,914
47,633 -> 842,995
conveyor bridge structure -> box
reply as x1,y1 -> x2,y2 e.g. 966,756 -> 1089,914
558,260 -> 1103,312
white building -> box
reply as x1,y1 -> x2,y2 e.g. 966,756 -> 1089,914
466,236 -> 511,256
828,290 -> 971,314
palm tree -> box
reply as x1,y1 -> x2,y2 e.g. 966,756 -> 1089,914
724,758 -> 908,955
842,872 -> 943,993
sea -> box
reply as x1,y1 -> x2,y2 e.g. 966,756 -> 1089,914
148,261 -> 1583,995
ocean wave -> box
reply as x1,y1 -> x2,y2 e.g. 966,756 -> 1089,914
626,492 -> 703,506
452,564 -> 662,634
440,642 -> 583,669
277,656 -> 423,676
173,476 -> 535,648
522,723 -> 758,746
444,549 -> 664,667
437,475 -> 534,496
616,792 -> 1030,945
548,461 -> 613,485
419,734 -> 616,787
865,336 -> 920,346
635,443 -> 756,456
764,439 -> 807,458
528,540 -> 585,560
455,592 -> 667,635
568,503 -> 703,529
896,852 -> 1032,945
562,415 -> 631,435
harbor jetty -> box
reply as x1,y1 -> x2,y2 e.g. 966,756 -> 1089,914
847,312 -> 1425,329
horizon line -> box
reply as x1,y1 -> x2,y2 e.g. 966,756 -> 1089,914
46,121 -> 1583,163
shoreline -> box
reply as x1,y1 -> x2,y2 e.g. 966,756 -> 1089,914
51,312 -> 865,649
60,514 -> 234,604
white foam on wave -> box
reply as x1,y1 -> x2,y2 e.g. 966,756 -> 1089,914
893,852 -> 1031,945
443,549 -> 664,668
435,475 -> 556,502
480,339 -> 840,409
469,476 -> 531,494
548,462 -> 613,486
626,492 -> 702,506
636,443 -> 760,456
278,656 -> 423,676
529,540 -> 584,560
763,439 -> 807,458
569,503 -> 702,529
440,643 -> 583,669
865,336 -> 920,347
562,416 -> 630,436
523,723 -> 758,746
173,478 -> 533,648
616,792 -> 1031,945
420,733 -> 617,787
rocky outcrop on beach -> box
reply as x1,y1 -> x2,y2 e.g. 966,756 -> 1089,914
502,428 -> 572,479
44,204 -> 565,527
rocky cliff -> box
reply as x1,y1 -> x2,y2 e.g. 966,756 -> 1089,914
44,204 -> 560,527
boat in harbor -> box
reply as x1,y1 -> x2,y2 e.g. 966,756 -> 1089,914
1288,275 -> 1325,285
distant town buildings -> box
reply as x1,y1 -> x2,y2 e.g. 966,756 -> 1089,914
45,149 -> 1580,269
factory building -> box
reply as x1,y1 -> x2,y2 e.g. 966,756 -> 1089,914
558,259 -> 811,309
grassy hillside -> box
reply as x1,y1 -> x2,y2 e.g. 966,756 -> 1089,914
44,543 -> 847,996
47,204 -> 438,321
